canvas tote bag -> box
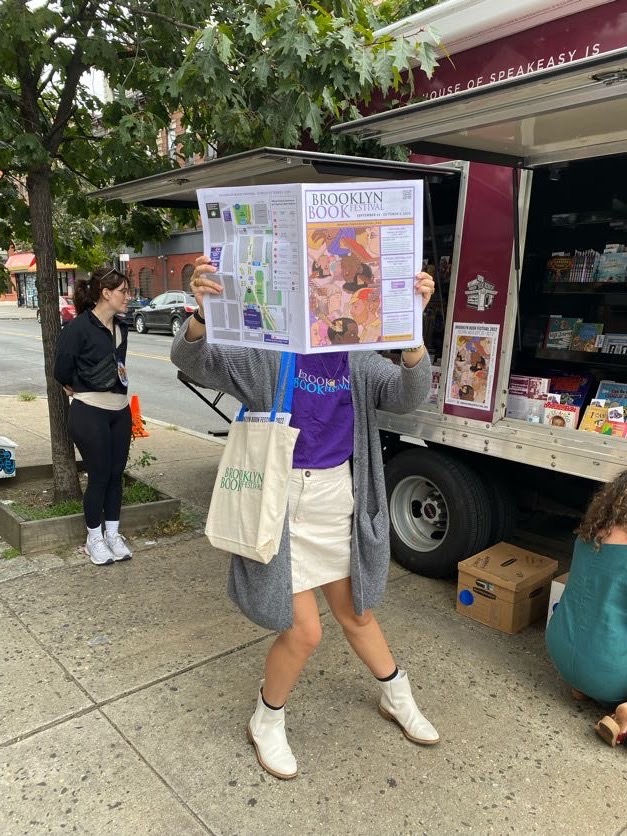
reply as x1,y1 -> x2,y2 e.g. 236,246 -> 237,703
205,352 -> 299,563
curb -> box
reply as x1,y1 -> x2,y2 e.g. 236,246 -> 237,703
144,415 -> 228,446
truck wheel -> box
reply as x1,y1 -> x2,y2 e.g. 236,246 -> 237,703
481,474 -> 517,546
385,448 -> 491,578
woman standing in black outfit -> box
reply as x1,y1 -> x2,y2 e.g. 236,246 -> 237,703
54,267 -> 133,565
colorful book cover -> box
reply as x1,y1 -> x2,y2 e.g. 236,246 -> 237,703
595,252 -> 627,283
595,380 -> 627,407
544,255 -> 573,287
579,405 -> 609,432
544,316 -> 582,349
579,405 -> 626,437
569,322 -> 604,352
542,402 -> 579,429
605,422 -> 627,438
549,373 -> 594,408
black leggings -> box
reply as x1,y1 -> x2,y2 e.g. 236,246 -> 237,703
68,400 -> 132,528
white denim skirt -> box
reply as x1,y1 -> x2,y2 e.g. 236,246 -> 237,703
289,460 -> 354,594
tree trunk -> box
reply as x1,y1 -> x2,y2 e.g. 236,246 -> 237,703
27,166 -> 81,503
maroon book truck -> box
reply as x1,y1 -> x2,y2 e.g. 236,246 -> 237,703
94,0 -> 627,580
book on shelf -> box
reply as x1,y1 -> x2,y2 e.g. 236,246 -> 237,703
595,251 -> 627,283
428,365 -> 441,405
544,254 -> 573,288
579,404 -> 626,437
549,372 -> 594,407
595,380 -> 627,406
543,316 -> 582,349
505,375 -> 551,421
542,402 -> 580,429
570,249 -> 600,283
601,333 -> 627,355
569,321 -> 604,352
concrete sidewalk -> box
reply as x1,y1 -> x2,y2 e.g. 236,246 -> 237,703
0,396 -> 624,836
0,302 -> 37,320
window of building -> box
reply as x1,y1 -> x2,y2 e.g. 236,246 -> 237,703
139,267 -> 154,299
182,263 -> 194,287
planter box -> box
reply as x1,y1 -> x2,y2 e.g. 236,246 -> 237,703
0,464 -> 180,555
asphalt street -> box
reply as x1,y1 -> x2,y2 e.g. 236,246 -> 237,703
0,319 -> 239,435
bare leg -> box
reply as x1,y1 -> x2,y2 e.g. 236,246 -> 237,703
617,702 -> 627,731
321,576 -> 396,678
321,576 -> 439,744
262,589 -> 322,707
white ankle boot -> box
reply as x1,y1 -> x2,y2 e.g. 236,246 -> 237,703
378,670 -> 440,745
247,687 -> 298,779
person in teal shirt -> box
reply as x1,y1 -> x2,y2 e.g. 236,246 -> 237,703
546,469 -> 627,747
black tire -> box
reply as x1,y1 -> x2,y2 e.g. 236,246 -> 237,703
171,316 -> 182,337
385,448 -> 492,578
481,473 -> 517,546
135,314 -> 147,334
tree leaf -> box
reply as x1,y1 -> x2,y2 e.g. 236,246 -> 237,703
244,11 -> 265,42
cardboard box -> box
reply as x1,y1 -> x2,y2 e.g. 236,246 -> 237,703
0,436 -> 17,479
457,542 -> 558,634
546,572 -> 569,626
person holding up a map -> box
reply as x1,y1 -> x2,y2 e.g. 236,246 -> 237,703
171,256 -> 437,781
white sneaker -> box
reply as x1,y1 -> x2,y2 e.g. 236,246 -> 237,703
105,533 -> 132,561
85,536 -> 115,566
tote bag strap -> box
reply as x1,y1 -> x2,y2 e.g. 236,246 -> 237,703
235,352 -> 296,423
270,351 -> 295,421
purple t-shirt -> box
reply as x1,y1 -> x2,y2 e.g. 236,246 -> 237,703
291,353 -> 354,469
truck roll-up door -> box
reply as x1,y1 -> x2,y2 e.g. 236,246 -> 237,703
332,48 -> 627,168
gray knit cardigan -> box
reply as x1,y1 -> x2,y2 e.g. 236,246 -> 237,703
171,320 -> 431,632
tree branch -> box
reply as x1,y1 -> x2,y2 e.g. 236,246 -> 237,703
115,3 -> 199,32
47,0 -> 94,47
45,43 -> 87,156
54,153 -> 99,188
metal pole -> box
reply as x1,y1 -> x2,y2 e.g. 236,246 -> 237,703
512,167 -> 523,352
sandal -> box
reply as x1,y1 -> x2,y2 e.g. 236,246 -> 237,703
595,714 -> 627,747
571,687 -> 589,702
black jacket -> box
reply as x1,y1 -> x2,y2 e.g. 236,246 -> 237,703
54,310 -> 129,394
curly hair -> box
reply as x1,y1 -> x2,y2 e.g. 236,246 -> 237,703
576,470 -> 627,548
74,266 -> 128,315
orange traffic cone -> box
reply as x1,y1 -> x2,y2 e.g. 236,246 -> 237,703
130,394 -> 149,438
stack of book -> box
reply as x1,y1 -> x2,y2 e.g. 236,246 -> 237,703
544,250 -> 601,286
570,249 -> 601,283
578,380 -> 627,438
